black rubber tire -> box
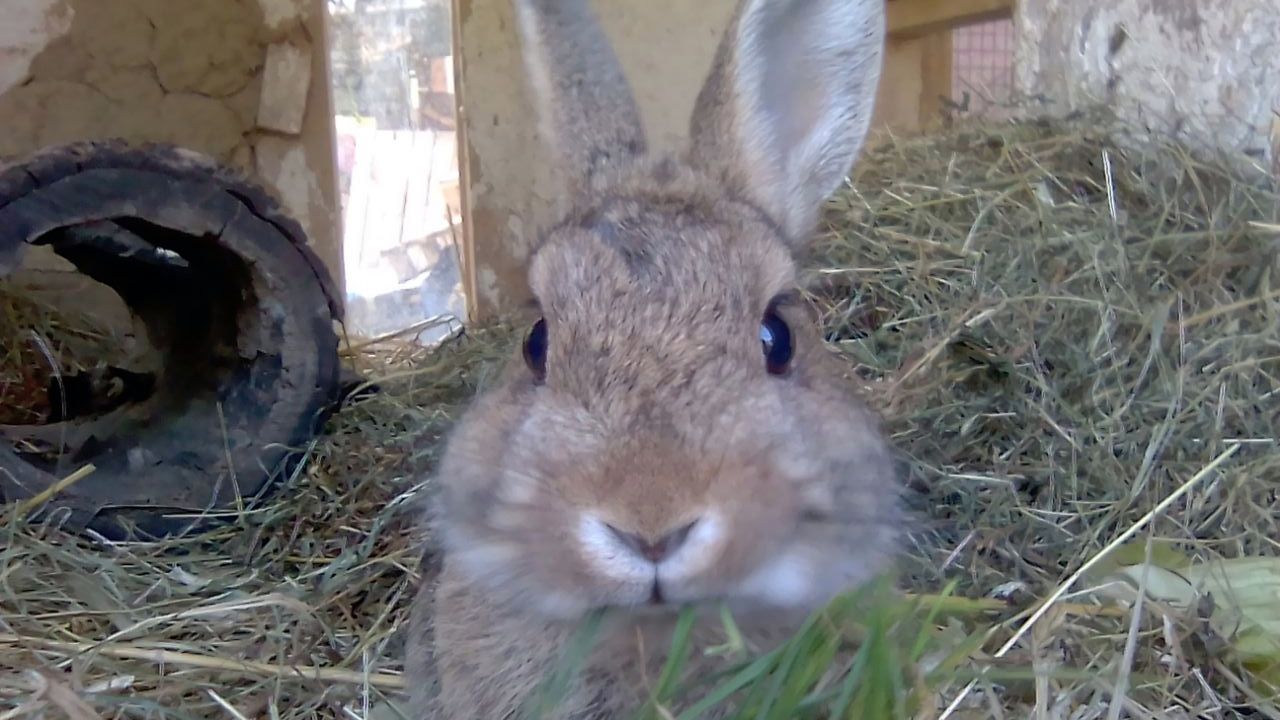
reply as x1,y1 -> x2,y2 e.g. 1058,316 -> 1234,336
0,140 -> 343,540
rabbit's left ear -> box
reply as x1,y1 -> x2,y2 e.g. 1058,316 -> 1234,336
512,0 -> 648,195
689,0 -> 886,247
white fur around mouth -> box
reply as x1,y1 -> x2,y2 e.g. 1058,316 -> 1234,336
656,512 -> 725,582
576,510 -> 729,605
577,515 -> 659,588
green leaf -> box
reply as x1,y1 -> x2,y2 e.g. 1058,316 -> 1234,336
1099,555 -> 1280,667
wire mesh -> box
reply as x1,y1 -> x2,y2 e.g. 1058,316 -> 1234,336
952,18 -> 1016,118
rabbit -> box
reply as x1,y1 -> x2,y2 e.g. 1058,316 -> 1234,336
404,0 -> 901,716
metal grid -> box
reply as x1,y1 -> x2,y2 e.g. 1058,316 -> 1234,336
952,17 -> 1016,118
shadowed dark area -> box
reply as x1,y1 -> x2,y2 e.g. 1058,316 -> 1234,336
0,141 -> 344,540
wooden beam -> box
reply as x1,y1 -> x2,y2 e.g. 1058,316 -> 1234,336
871,36 -> 927,133
869,28 -> 954,135
451,0 -> 479,323
303,0 -> 346,297
888,0 -> 1014,39
918,29 -> 953,126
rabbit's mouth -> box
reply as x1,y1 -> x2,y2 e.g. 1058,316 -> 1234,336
648,579 -> 667,606
592,579 -> 700,616
624,581 -> 736,617
617,580 -> 683,615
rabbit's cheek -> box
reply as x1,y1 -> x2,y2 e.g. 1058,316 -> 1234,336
528,587 -> 596,620
448,538 -> 522,587
779,446 -> 824,482
734,545 -> 818,608
494,467 -> 541,506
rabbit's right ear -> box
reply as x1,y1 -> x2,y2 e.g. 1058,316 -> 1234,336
689,0 -> 885,248
512,0 -> 648,196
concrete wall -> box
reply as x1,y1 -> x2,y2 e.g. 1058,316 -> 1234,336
0,0 -> 344,290
1015,0 -> 1280,173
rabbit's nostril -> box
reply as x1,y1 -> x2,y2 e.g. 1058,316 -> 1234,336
662,519 -> 698,555
608,520 -> 699,563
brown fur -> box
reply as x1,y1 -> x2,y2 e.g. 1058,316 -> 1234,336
406,0 -> 896,717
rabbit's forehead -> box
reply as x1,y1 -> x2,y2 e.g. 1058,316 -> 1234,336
529,203 -> 795,319
526,220 -> 792,404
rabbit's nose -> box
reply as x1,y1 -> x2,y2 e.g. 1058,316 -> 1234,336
608,520 -> 699,563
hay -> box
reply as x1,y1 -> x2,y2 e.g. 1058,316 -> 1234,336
1,112 -> 1278,718
0,322 -> 512,718
811,111 -> 1280,715
0,288 -> 125,425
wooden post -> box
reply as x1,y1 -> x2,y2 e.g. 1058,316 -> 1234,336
919,27 -> 954,125
450,0 -> 480,324
872,0 -> 1014,133
872,29 -> 954,134
304,0 -> 346,297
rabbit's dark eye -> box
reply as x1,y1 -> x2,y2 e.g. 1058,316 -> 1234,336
524,318 -> 548,383
760,303 -> 793,376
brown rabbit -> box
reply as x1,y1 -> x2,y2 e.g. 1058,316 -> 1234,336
404,0 -> 900,716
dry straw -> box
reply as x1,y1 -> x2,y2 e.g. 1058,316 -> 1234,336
2,110 -> 1278,718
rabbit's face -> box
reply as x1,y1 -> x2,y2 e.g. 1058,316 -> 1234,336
434,0 -> 895,623
438,166 -> 899,620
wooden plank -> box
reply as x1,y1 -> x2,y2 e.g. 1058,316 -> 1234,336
869,27 -> 954,134
427,128 -> 458,226
360,131 -> 392,265
918,28 -> 953,126
871,35 -> 926,133
399,131 -> 428,244
303,0 -> 346,297
342,124 -> 375,273
888,0 -> 1014,39
451,0 -> 479,322
362,131 -> 412,261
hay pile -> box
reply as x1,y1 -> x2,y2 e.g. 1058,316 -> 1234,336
812,112 -> 1280,716
1,113 -> 1278,719
0,322 -> 509,717
0,289 -> 124,425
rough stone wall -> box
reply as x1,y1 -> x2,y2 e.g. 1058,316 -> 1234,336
1015,0 -> 1280,174
0,0 -> 343,289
